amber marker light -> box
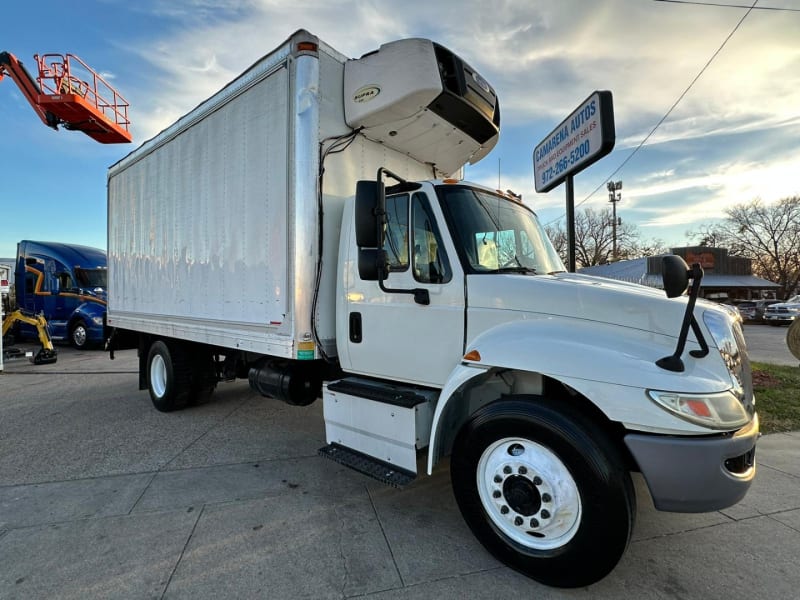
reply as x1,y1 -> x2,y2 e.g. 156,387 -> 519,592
443,178 -> 460,184
463,349 -> 481,362
297,42 -> 318,52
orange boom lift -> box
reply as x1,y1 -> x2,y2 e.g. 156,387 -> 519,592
0,50 -> 131,143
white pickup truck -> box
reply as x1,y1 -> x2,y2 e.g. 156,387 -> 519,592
764,295 -> 800,325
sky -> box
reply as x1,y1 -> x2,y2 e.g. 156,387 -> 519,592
1,0 -> 799,260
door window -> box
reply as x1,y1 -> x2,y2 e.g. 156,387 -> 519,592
412,193 -> 451,284
383,194 -> 409,271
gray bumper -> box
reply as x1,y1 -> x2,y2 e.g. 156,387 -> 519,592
625,413 -> 759,513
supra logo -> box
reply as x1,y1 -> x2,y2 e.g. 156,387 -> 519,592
353,85 -> 381,103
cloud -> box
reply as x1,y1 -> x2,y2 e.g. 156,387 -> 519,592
110,0 -> 800,249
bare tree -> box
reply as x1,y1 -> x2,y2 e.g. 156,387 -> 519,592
689,197 -> 800,298
545,207 -> 643,268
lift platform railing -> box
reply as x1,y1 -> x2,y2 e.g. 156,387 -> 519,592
35,53 -> 131,143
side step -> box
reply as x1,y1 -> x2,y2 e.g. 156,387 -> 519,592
322,377 -> 438,477
319,443 -> 416,488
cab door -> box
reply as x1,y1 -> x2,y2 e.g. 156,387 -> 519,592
343,190 -> 465,387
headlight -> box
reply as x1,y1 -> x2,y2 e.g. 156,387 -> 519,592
92,316 -> 104,325
647,389 -> 750,430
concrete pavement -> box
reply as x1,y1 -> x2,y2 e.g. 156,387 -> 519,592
0,342 -> 798,599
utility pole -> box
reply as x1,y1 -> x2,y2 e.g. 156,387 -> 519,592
607,180 -> 622,260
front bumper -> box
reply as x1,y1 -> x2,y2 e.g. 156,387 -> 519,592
765,314 -> 796,323
625,412 -> 759,512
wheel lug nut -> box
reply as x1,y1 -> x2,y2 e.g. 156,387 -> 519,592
541,493 -> 552,503
493,490 -> 501,499
503,466 -> 512,475
540,509 -> 551,519
518,466 -> 528,475
530,518 -> 539,528
533,476 -> 542,485
494,475 -> 502,483
514,516 -> 523,526
500,505 -> 509,515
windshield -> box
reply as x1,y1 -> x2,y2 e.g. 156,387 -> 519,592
436,185 -> 565,275
75,267 -> 107,288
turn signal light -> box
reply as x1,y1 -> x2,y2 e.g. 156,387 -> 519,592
464,349 -> 481,362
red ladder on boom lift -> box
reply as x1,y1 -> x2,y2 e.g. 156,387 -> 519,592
0,51 -> 131,143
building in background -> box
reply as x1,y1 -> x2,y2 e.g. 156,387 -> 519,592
579,246 -> 780,302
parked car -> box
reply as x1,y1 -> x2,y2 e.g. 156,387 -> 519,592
737,300 -> 780,323
764,295 -> 800,326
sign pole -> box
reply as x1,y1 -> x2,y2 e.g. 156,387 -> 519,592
565,175 -> 576,273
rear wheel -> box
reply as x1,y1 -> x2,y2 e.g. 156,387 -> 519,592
450,396 -> 635,588
147,340 -> 191,412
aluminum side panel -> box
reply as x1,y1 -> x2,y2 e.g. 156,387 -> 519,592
108,66 -> 290,348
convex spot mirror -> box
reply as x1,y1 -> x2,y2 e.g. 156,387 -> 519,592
662,255 -> 691,298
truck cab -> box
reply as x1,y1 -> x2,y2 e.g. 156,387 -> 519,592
322,176 -> 758,586
15,240 -> 107,348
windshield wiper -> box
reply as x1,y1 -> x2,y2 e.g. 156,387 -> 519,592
494,266 -> 538,275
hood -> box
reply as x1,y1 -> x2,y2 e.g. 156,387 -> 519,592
467,272 -> 709,339
769,296 -> 800,309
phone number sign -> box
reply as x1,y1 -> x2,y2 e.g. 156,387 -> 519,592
533,91 -> 615,193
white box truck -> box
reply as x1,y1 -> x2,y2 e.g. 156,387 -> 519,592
107,30 -> 758,587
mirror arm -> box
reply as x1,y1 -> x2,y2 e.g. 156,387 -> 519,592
656,263 -> 708,372
377,266 -> 430,306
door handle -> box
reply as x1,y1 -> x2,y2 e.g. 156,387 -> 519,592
349,312 -> 362,343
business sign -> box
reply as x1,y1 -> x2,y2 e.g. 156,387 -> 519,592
533,91 -> 615,193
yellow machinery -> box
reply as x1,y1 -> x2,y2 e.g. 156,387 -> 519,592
2,309 -> 58,364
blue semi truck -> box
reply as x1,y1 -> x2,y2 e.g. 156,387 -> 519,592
13,240 -> 107,348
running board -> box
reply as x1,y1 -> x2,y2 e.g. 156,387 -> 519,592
318,443 -> 416,488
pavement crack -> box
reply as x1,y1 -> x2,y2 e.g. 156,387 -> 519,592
160,504 -> 204,600
366,486 -> 405,588
334,503 -> 351,598
767,512 -> 800,534
161,399 -> 249,470
128,472 -> 158,514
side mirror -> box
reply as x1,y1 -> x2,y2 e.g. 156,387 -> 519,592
358,248 -> 387,281
662,255 -> 690,298
355,180 -> 385,248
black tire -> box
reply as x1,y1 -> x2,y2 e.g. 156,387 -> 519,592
69,320 -> 90,349
146,340 -> 191,412
450,396 -> 635,588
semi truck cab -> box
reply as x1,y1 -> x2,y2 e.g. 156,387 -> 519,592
15,240 -> 107,348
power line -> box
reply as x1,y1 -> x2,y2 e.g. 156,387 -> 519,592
654,0 -> 800,11
545,0 -> 759,225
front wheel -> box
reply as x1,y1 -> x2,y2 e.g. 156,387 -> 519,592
69,321 -> 89,349
450,396 -> 635,588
